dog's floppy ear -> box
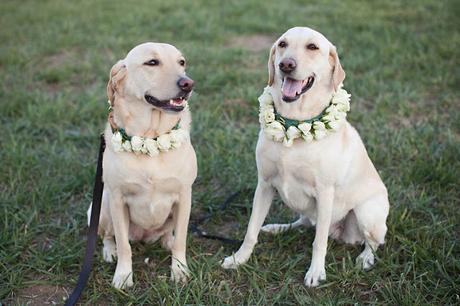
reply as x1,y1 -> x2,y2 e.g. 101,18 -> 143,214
267,43 -> 276,86
329,45 -> 345,91
107,60 -> 127,105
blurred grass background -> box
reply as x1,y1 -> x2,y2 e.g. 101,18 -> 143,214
0,0 -> 459,304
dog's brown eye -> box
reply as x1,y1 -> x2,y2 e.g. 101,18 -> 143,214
307,44 -> 319,50
278,41 -> 287,48
179,59 -> 186,66
144,59 -> 159,66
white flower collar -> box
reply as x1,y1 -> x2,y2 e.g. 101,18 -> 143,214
258,85 -> 351,147
108,101 -> 189,156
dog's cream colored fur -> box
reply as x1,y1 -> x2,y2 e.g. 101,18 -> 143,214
222,27 -> 389,287
88,43 -> 197,289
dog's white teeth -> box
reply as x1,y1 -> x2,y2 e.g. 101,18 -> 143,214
170,98 -> 186,107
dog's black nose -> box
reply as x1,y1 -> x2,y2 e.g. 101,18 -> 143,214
177,76 -> 194,92
279,58 -> 296,73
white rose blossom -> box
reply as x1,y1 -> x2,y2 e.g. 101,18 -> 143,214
336,100 -> 350,112
157,134 -> 172,151
313,121 -> 326,131
170,129 -> 188,149
131,136 -> 144,153
328,120 -> 341,131
258,86 -> 273,107
140,143 -> 148,154
322,113 -> 335,122
302,131 -> 314,142
263,107 -> 275,123
297,122 -> 312,135
265,121 -> 285,142
122,140 -> 132,152
313,121 -> 327,140
334,111 -> 347,120
314,130 -> 327,140
286,126 -> 301,140
111,131 -> 123,152
325,105 -> 339,115
144,138 -> 159,156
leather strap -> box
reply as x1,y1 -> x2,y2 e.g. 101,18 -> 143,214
64,134 -> 105,306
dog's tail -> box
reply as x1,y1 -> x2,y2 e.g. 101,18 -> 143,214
261,216 -> 312,234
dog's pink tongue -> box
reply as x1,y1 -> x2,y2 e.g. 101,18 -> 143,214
282,77 -> 303,98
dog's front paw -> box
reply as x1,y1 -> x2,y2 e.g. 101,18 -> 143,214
171,262 -> 189,284
304,265 -> 326,287
221,253 -> 247,269
112,268 -> 133,289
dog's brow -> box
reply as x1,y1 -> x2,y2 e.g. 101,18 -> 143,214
147,50 -> 160,59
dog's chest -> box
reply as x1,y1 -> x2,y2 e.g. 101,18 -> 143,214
261,146 -> 318,214
106,147 -> 195,230
124,185 -> 177,230
124,162 -> 186,228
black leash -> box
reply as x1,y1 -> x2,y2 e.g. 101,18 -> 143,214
64,135 -> 248,305
64,135 -> 105,306
189,190 -> 251,245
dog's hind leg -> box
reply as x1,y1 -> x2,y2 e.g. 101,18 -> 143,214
103,236 -> 117,263
337,210 -> 364,244
353,193 -> 389,270
100,191 -> 117,263
108,190 -> 134,289
88,190 -> 117,263
261,216 -> 312,234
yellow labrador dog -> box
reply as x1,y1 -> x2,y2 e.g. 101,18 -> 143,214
222,27 -> 389,287
88,42 -> 197,289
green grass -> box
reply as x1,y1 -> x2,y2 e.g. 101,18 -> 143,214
1,0 -> 459,304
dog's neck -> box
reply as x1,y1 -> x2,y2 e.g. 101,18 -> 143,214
271,80 -> 334,121
111,96 -> 186,138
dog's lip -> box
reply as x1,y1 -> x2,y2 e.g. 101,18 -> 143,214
281,75 -> 315,103
144,92 -> 190,112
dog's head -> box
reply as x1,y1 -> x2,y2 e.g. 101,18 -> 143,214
268,27 -> 345,103
107,42 -> 194,112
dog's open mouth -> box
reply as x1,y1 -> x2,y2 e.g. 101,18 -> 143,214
281,75 -> 315,102
144,93 -> 189,112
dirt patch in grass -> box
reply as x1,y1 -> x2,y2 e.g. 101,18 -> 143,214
11,284 -> 69,305
227,34 -> 274,52
43,49 -> 80,69
43,82 -> 62,95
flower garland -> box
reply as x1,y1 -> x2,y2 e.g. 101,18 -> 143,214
258,85 -> 351,147
109,101 -> 189,156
